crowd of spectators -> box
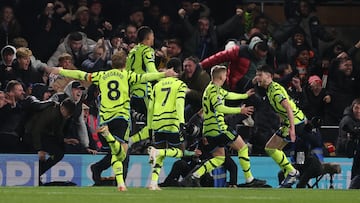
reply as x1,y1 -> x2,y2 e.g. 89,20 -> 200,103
0,0 -> 359,162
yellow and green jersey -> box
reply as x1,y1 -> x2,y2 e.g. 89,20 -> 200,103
59,68 -> 165,124
149,77 -> 187,133
202,82 -> 248,137
266,81 -> 306,126
125,43 -> 157,98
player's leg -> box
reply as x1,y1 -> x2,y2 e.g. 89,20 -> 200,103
228,132 -> 266,186
265,127 -> 299,187
98,120 -> 129,191
181,135 -> 225,187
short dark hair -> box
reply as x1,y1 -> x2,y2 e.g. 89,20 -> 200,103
256,64 -> 274,75
68,32 -> 83,41
166,57 -> 182,73
137,26 -> 153,42
167,38 -> 182,49
352,98 -> 360,108
3,46 -> 15,55
184,56 -> 199,64
5,80 -> 22,93
61,98 -> 76,115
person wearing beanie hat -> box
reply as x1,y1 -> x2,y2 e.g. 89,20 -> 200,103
308,75 -> 321,86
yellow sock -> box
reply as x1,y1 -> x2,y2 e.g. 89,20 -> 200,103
157,147 -> 183,158
265,147 -> 295,176
193,156 -> 225,178
151,156 -> 165,183
130,125 -> 150,143
111,156 -> 125,186
238,145 -> 253,180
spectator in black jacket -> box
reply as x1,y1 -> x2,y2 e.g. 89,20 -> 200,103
337,98 -> 360,188
25,98 -> 76,177
0,80 -> 53,153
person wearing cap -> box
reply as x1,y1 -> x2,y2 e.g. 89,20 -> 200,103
102,29 -> 126,62
292,75 -> 329,122
49,80 -> 96,155
71,6 -> 103,41
181,65 -> 266,188
48,50 -> 177,191
31,83 -> 54,101
200,34 -> 269,92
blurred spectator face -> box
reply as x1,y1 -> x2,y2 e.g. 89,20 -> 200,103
255,18 -> 268,34
333,44 -> 344,56
0,91 -> 6,108
296,50 -> 310,66
111,37 -> 122,48
299,1 -> 310,17
283,64 -> 293,75
198,18 -> 209,37
181,1 -> 193,14
293,33 -> 305,46
60,105 -> 73,119
309,79 -> 322,93
129,11 -> 144,27
254,45 -> 268,59
167,42 -> 181,57
9,83 -> 25,101
43,91 -> 52,101
83,108 -> 89,120
17,56 -> 31,70
59,58 -> 73,69
149,5 -> 161,19
183,59 -> 197,79
71,87 -> 83,102
78,10 -> 90,26
90,2 -> 102,16
248,27 -> 261,38
3,52 -> 15,65
339,59 -> 353,76
1,6 -> 14,23
353,103 -> 360,120
125,25 -> 137,43
159,15 -> 171,32
69,40 -> 83,52
321,59 -> 330,70
77,0 -> 88,7
147,32 -> 155,47
93,47 -> 104,59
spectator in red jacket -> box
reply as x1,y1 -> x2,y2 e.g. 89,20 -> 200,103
200,35 -> 268,92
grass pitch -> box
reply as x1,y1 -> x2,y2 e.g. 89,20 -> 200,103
0,187 -> 359,203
